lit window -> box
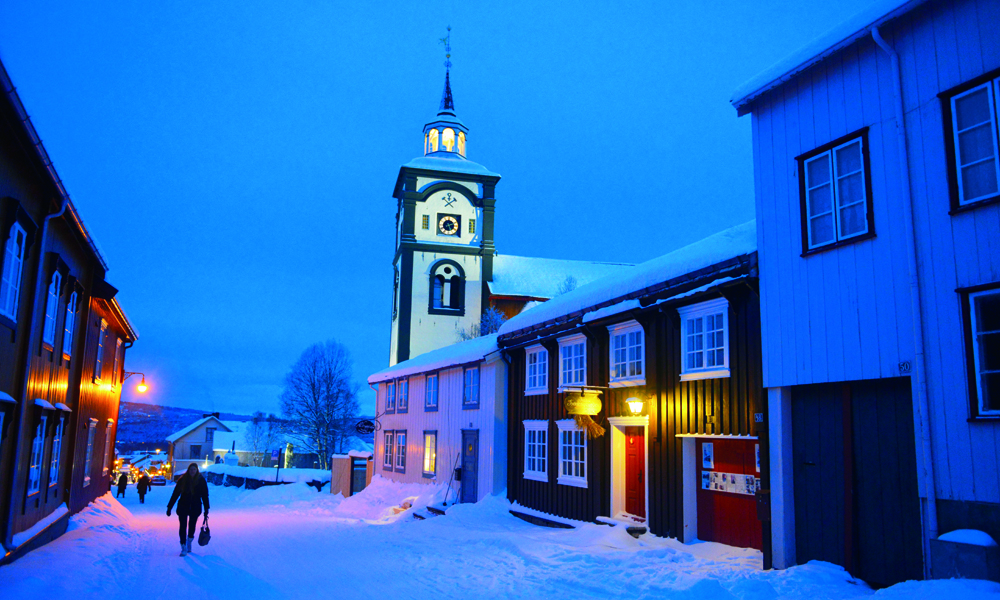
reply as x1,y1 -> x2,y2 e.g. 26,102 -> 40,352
423,431 -> 437,477
102,421 -> 113,476
609,321 -> 644,385
94,319 -> 107,382
442,128 -> 456,152
62,292 -> 77,358
949,79 -> 1000,206
558,334 -> 587,388
969,288 -> 1000,415
468,219 -> 476,234
398,379 -> 409,413
523,420 -> 548,482
463,366 -> 480,409
112,338 -> 121,388
395,431 -> 407,472
83,420 -> 96,486
383,431 -> 394,469
458,131 -> 466,156
42,271 -> 61,346
49,416 -> 64,488
422,215 -> 430,230
678,298 -> 730,381
385,381 -> 396,413
0,222 -> 27,321
428,129 -> 439,153
27,414 -> 47,496
800,132 -> 870,250
556,420 -> 587,488
525,346 -> 548,395
425,374 -> 439,411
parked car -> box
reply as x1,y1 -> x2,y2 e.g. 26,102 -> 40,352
150,476 -> 167,486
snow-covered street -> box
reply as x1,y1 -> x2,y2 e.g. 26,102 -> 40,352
1,478 -> 997,600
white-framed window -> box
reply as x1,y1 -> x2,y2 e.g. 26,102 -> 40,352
398,379 -> 409,412
558,334 -> 587,389
94,319 -> 107,382
950,79 -> 1000,206
802,134 -> 869,250
425,373 -> 439,410
49,415 -> 64,488
383,431 -> 394,468
609,321 -> 645,386
423,431 -> 437,476
0,222 -> 27,321
463,366 -> 480,408
27,414 -> 47,496
970,288 -> 1000,415
385,381 -> 396,413
523,420 -> 548,482
205,427 -> 216,444
102,421 -> 113,476
112,338 -> 121,388
83,419 -> 96,486
42,271 -> 61,346
525,345 -> 548,395
556,419 -> 587,488
678,298 -> 730,381
62,291 -> 77,358
395,431 -> 407,472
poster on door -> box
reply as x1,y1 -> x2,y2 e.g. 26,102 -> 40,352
702,443 -> 714,470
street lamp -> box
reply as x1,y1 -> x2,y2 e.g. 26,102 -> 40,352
124,372 -> 148,393
626,397 -> 645,415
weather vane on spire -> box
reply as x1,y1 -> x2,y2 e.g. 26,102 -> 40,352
440,25 -> 452,71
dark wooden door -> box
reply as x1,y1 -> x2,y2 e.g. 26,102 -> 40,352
624,427 -> 645,519
350,458 -> 367,496
460,430 -> 479,503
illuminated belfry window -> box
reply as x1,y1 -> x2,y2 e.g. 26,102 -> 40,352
428,129 -> 439,153
457,131 -> 466,156
442,128 -> 456,152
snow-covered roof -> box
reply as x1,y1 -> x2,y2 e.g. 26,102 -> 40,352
401,155 -> 499,178
498,220 -> 756,338
165,416 -> 232,443
730,0 -> 922,114
368,333 -> 499,384
490,255 -> 633,300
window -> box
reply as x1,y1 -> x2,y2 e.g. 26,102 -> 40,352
799,131 -> 871,251
429,260 -> 465,314
102,421 -> 113,476
463,366 -> 480,409
525,346 -> 548,394
442,128 -> 456,152
678,298 -> 730,381
83,420 -> 96,486
189,444 -> 202,460
425,374 -> 438,411
428,128 -> 439,153
383,431 -> 395,469
205,427 -> 216,444
609,321 -> 644,386
112,338 -> 121,388
523,421 -> 548,482
398,379 -> 409,413
458,131 -> 466,156
395,431 -> 407,473
422,214 -> 430,230
468,219 -> 476,234
558,334 -> 587,389
27,415 -> 47,496
422,431 -> 437,477
969,288 -> 1000,415
62,291 -> 77,358
949,79 -> 1000,206
94,319 -> 107,382
0,222 -> 27,321
385,381 -> 396,414
50,416 -> 64,488
556,420 -> 587,488
42,271 -> 61,346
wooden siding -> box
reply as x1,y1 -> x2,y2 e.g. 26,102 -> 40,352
748,0 -> 1000,504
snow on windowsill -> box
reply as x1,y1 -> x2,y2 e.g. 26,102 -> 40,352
938,529 -> 998,547
11,503 -> 68,548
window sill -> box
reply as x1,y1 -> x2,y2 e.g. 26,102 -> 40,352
523,471 -> 548,482
428,307 -> 466,317
0,312 -> 15,332
951,193 -> 1000,215
557,476 -> 588,489
524,387 -> 548,396
394,468 -> 406,475
609,378 -> 646,389
424,405 -> 438,412
680,369 -> 731,382
557,386 -> 587,394
422,472 -> 436,479
968,415 -> 1000,423
801,232 -> 875,257
382,464 -> 393,471
462,403 -> 480,411
397,407 -> 408,414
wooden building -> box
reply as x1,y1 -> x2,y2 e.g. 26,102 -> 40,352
0,57 -> 138,564
497,222 -> 770,563
370,333 -> 506,504
731,0 -> 1000,586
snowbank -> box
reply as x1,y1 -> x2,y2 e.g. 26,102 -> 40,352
11,503 -> 68,548
204,463 -> 330,484
333,475 -> 449,521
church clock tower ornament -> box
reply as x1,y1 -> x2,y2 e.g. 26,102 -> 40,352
438,215 -> 459,235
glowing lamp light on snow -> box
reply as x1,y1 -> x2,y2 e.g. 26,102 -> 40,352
626,397 -> 645,416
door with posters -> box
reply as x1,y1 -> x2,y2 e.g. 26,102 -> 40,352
696,438 -> 762,550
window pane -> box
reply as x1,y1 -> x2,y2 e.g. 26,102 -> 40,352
839,203 -> 868,237
958,123 -> 996,165
836,141 -> 862,174
806,154 -> 831,187
981,332 -> 1000,372
975,293 -> 1000,333
837,172 -> 865,207
808,184 -> 833,216
983,372 -> 1000,413
955,86 -> 992,131
810,214 -> 836,246
961,160 -> 999,201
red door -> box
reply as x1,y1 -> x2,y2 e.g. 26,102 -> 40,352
624,427 -> 645,519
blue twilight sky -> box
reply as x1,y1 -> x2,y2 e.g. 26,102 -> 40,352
0,1 -> 872,416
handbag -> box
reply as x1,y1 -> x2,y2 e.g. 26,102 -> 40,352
198,515 -> 211,547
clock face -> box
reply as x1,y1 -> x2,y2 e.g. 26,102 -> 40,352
438,215 -> 459,236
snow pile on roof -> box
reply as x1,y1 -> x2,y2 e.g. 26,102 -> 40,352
731,0 -> 919,111
165,416 -> 232,443
938,529 -> 998,547
368,333 -> 498,384
499,220 -> 756,337
490,255 -> 633,299
402,155 -> 500,178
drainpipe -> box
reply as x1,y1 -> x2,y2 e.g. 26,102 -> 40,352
3,197 -> 69,553
872,26 -> 938,576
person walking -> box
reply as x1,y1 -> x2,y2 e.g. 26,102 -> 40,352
136,473 -> 151,504
116,473 -> 128,498
166,464 -> 209,557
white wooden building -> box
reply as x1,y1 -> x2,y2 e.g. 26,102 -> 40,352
369,334 -> 506,504
732,0 -> 1000,587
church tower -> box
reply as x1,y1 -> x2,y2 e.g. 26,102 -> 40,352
388,35 -> 501,366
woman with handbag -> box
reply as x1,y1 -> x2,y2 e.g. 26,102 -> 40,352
166,464 -> 210,557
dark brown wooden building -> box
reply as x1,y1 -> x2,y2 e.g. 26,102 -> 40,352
498,221 -> 772,566
0,57 -> 138,564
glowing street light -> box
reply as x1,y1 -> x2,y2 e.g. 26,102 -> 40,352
626,397 -> 646,415
124,371 -> 149,393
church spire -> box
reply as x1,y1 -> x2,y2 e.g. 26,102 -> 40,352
439,26 -> 455,113
423,26 -> 468,157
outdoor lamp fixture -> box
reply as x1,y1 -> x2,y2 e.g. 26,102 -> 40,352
124,371 -> 148,393
626,397 -> 645,415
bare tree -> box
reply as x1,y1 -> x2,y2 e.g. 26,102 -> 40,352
458,306 -> 509,341
280,340 -> 359,470
556,275 -> 578,296
243,412 -> 283,466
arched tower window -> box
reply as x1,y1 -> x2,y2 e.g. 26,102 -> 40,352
442,128 -> 456,152
457,131 -> 466,156
428,129 -> 440,153
429,260 -> 465,315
